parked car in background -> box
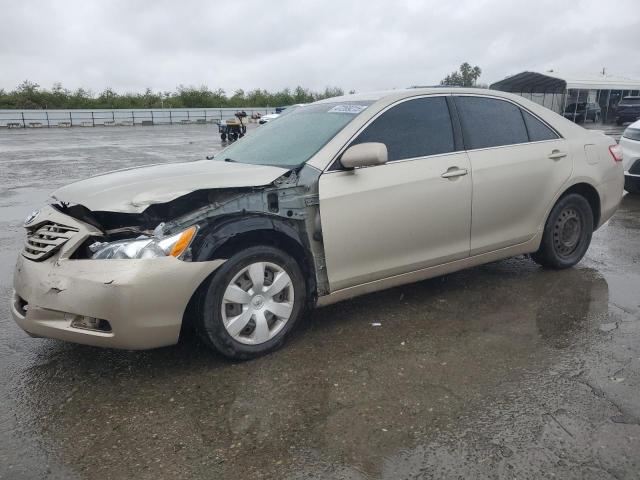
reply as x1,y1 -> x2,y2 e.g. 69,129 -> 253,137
563,102 -> 601,123
11,88 -> 623,359
258,112 -> 281,125
620,119 -> 640,194
257,106 -> 290,124
616,96 -> 640,126
258,104 -> 306,124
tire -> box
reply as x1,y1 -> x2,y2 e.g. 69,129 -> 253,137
616,119 -> 623,126
625,176 -> 640,195
220,133 -> 227,141
532,193 -> 594,269
194,245 -> 306,359
231,133 -> 238,141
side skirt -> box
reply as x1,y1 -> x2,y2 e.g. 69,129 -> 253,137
315,233 -> 542,307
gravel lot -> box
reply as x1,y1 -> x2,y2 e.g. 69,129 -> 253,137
1,124 -> 639,480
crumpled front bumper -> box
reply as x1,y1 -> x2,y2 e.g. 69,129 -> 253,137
11,206 -> 224,350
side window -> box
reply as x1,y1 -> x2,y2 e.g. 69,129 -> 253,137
522,110 -> 559,142
351,97 -> 455,162
454,96 -> 528,149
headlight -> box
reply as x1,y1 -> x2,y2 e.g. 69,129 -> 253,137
90,226 -> 197,260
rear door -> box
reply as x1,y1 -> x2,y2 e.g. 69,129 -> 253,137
319,96 -> 472,291
453,95 -> 573,255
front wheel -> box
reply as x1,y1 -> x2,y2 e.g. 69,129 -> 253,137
194,246 -> 306,359
532,193 -> 593,269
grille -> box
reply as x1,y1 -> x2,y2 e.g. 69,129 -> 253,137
23,222 -> 79,261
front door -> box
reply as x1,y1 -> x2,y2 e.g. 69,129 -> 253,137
318,96 -> 472,292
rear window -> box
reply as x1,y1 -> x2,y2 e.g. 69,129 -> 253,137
522,111 -> 559,142
455,96 -> 528,149
621,98 -> 640,105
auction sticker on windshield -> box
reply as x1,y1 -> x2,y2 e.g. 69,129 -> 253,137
328,104 -> 368,114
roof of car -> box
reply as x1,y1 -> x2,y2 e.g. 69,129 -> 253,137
315,87 -> 508,104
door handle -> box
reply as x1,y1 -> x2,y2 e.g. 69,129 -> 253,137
548,150 -> 567,160
441,167 -> 468,179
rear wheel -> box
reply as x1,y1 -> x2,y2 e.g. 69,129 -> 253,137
220,132 -> 227,141
532,193 -> 594,269
195,246 -> 306,359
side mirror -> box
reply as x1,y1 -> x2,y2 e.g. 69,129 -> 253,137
340,142 -> 388,169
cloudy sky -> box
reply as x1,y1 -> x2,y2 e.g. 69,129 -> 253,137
1,0 -> 639,94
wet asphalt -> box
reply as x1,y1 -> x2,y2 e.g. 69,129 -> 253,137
0,124 -> 639,480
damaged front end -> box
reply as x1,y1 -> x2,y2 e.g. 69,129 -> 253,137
13,161 -> 328,349
13,204 -> 226,349
47,165 -> 328,298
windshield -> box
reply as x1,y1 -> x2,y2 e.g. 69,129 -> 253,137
217,101 -> 372,168
621,98 -> 640,105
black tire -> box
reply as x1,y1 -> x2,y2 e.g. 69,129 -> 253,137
230,133 -> 238,141
532,193 -> 594,269
625,176 -> 640,195
220,133 -> 227,141
194,245 -> 307,360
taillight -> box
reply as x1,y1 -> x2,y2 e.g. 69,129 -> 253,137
609,144 -> 623,162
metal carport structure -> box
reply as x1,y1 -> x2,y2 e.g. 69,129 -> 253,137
490,71 -> 640,123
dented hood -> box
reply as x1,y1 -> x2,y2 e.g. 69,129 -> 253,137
51,160 -> 289,213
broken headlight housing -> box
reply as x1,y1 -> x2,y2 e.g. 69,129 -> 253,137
90,226 -> 197,260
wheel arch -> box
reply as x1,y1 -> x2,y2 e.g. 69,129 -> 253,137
188,214 -> 317,306
557,182 -> 601,230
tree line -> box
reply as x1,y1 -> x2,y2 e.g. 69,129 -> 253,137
0,81 -> 346,109
0,63 -> 482,109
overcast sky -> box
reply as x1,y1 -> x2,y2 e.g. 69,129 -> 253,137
1,0 -> 639,94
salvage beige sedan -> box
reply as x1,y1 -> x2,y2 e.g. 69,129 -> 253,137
11,88 -> 624,359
